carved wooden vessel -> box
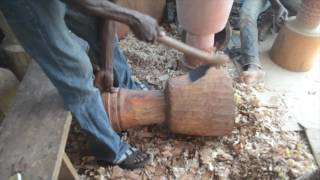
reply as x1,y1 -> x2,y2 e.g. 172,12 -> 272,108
102,68 -> 235,136
176,0 -> 233,68
271,0 -> 320,72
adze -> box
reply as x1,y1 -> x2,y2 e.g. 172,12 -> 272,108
157,32 -> 230,81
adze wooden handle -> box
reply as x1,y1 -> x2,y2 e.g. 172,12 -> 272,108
157,33 -> 229,66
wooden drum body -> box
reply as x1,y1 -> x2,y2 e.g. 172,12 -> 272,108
103,68 -> 235,136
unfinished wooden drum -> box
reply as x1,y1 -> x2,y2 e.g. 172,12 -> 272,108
103,68 -> 235,136
165,68 -> 235,136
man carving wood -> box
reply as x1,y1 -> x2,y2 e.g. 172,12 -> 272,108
0,0 -> 159,169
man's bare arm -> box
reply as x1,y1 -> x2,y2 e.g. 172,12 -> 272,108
65,0 -> 159,42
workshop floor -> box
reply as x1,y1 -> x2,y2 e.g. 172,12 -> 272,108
67,29 -> 318,179
229,30 -> 320,168
259,35 -> 320,131
260,34 -> 320,167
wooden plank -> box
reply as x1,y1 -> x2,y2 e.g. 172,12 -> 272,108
58,153 -> 79,180
0,61 -> 72,180
305,128 -> 320,166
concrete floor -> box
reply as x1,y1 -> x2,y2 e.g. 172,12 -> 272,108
229,31 -> 320,131
259,35 -> 320,131
230,32 -> 320,165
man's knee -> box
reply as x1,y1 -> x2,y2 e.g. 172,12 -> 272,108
76,57 -> 94,79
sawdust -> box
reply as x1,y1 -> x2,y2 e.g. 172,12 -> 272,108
66,28 -> 317,179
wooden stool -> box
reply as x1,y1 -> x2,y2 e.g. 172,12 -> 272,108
0,62 -> 79,180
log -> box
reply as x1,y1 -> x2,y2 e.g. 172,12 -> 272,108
103,68 -> 235,136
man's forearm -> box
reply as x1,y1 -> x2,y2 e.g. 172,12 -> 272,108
65,0 -> 140,26
65,0 -> 160,42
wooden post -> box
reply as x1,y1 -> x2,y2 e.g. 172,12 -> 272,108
94,19 -> 116,92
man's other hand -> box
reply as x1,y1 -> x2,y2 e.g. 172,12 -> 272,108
130,13 -> 160,43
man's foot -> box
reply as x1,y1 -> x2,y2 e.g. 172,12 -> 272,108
97,147 -> 150,170
117,147 -> 150,170
240,64 -> 265,85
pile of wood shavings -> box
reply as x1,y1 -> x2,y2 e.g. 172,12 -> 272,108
120,29 -> 184,89
66,31 -> 317,180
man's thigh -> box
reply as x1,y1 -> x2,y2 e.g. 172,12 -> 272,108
0,0 -> 95,103
241,0 -> 270,20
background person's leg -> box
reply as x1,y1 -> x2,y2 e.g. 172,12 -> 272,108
240,0 -> 270,67
239,0 -> 270,84
65,9 -> 140,90
0,0 -> 129,163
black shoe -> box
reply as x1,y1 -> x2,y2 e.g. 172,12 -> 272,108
97,147 -> 150,170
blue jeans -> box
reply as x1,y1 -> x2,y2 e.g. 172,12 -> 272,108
239,0 -> 270,67
0,0 -> 138,163
65,9 -> 140,89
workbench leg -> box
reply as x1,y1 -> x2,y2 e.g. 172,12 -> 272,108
58,152 -> 79,180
